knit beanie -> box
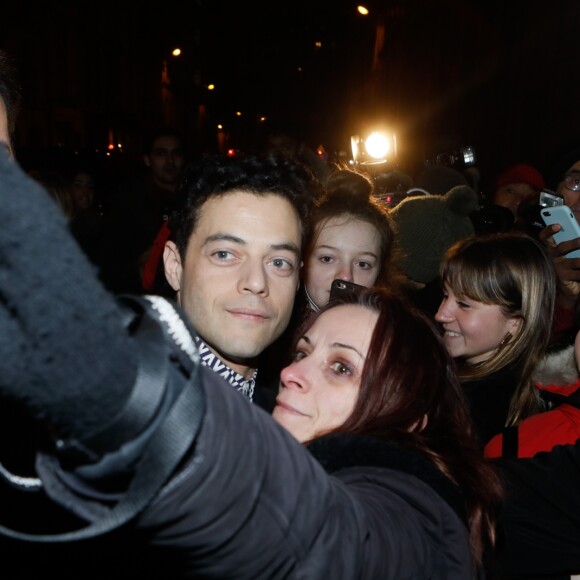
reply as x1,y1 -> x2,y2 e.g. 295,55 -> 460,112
391,185 -> 478,284
413,165 -> 469,196
495,163 -> 545,191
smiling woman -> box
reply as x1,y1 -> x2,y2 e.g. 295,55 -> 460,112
436,232 -> 557,445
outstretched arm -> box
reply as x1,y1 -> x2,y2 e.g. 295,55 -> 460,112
0,151 -> 137,440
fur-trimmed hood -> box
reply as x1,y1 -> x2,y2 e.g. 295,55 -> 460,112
533,344 -> 579,387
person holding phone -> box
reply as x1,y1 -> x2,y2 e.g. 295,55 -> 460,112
539,149 -> 580,345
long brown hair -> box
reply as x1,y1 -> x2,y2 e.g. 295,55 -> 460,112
440,232 -> 556,424
302,288 -> 502,566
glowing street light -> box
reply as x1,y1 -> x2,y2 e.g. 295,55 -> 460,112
357,5 -> 369,16
172,48 -> 182,57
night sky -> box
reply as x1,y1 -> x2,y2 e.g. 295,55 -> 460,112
2,0 -> 580,185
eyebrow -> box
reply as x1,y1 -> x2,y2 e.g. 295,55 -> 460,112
204,233 -> 300,256
298,335 -> 364,359
316,244 -> 378,259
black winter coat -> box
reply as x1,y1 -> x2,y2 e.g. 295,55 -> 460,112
2,363 -> 475,579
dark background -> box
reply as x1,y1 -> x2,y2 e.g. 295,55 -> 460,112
2,0 -> 579,187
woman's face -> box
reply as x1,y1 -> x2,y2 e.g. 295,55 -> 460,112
435,284 -> 520,364
305,215 -> 381,309
71,171 -> 95,211
273,304 -> 378,443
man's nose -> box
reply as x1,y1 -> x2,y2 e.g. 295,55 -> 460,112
239,260 -> 269,295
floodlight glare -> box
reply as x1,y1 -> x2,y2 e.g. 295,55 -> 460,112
365,132 -> 390,159
351,130 -> 397,166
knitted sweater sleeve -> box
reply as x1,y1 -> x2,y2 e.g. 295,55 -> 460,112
0,151 -> 137,439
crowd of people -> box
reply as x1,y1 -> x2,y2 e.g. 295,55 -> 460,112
1,49 -> 580,580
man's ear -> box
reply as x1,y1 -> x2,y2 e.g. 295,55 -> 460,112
163,241 -> 183,293
143,154 -> 151,168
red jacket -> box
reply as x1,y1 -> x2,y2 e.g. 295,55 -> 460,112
484,378 -> 580,458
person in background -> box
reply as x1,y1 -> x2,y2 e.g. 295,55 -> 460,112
64,163 -> 106,267
302,167 -> 399,313
390,184 -> 479,318
262,126 -> 331,185
100,127 -> 187,294
435,232 -> 556,445
490,162 -> 546,234
0,152 -> 502,576
492,163 -> 545,219
484,322 -> 580,578
28,168 -> 76,220
539,148 -> 580,347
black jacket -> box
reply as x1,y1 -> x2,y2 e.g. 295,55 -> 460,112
461,366 -> 519,446
3,358 -> 474,579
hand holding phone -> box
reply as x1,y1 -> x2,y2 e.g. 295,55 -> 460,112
541,206 -> 580,259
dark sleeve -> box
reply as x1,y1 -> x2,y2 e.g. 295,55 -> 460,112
494,442 -> 580,577
0,151 -> 137,439
130,367 -> 472,579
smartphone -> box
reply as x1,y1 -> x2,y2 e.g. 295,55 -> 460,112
329,279 -> 366,301
539,188 -> 564,208
541,205 -> 580,258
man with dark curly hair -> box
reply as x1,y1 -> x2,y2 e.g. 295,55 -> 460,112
162,154 -> 319,407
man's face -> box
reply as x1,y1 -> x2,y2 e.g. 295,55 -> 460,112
557,160 -> 580,222
144,135 -> 184,190
493,182 -> 538,219
163,191 -> 302,377
0,98 -> 12,157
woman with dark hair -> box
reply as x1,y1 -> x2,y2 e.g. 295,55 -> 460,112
274,288 -> 502,571
435,232 -> 557,444
0,152 -> 501,578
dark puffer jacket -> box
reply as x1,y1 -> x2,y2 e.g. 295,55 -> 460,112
3,362 -> 475,579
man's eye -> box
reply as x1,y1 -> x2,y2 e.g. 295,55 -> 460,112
213,250 -> 234,260
271,258 -> 294,271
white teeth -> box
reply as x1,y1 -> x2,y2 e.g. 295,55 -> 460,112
444,330 -> 461,337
